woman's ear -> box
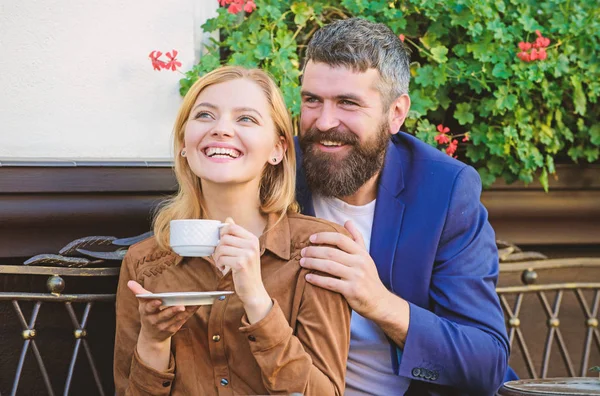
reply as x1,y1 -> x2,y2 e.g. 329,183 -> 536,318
388,94 -> 411,135
269,136 -> 287,165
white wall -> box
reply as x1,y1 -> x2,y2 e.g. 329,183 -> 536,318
0,0 -> 217,160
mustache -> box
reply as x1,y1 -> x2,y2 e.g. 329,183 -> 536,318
300,127 -> 359,146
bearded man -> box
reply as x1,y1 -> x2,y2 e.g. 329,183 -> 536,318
295,17 -> 515,395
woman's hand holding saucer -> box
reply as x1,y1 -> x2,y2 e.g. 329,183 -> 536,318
127,280 -> 199,371
214,217 -> 273,324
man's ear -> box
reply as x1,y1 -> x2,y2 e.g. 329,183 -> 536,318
388,94 -> 411,135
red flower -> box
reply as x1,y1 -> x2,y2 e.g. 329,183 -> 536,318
534,36 -> 551,48
437,124 -> 450,134
538,48 -> 548,60
518,41 -> 532,51
462,133 -> 470,142
434,124 -> 451,145
243,0 -> 256,13
398,34 -> 405,42
227,2 -> 242,13
164,50 -> 182,71
517,51 -> 531,62
435,133 -> 450,145
149,50 -> 165,71
529,48 -> 539,61
532,30 -> 551,48
446,140 -> 459,156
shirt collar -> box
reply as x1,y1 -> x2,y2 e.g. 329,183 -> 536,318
259,212 -> 291,261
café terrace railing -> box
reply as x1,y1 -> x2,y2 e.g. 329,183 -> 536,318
0,233 -> 150,396
496,241 -> 600,380
0,237 -> 599,395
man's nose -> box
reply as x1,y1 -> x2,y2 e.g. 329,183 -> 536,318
314,103 -> 340,132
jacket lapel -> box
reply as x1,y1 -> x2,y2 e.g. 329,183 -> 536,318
370,140 -> 405,291
294,136 -> 315,216
295,137 -> 406,290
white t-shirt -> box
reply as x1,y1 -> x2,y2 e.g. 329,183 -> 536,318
312,195 -> 411,395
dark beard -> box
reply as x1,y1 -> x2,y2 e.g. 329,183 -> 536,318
299,123 -> 389,198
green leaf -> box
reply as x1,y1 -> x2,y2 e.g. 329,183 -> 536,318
539,168 -> 549,192
553,54 -> 570,77
568,145 -> 584,161
492,63 -> 512,79
570,75 -> 587,116
487,19 -> 512,43
430,46 -> 449,64
517,14 -> 541,32
409,89 -> 437,117
290,2 -> 313,26
591,124 -> 600,146
584,147 -> 599,162
494,0 -> 506,13
477,167 -> 497,187
495,86 -> 518,111
414,65 -> 447,88
454,103 -> 475,125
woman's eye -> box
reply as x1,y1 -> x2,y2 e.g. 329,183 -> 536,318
238,115 -> 256,123
194,111 -> 212,119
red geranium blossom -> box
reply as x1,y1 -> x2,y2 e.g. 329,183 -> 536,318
435,124 -> 451,145
437,124 -> 450,134
164,50 -> 182,71
446,139 -> 459,156
149,51 -> 165,71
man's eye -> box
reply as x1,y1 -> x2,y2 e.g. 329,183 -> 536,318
340,100 -> 357,106
304,97 -> 319,103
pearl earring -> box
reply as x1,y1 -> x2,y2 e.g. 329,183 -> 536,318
181,149 -> 186,157
272,157 -> 278,164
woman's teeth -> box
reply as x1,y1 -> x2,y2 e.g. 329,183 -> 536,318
205,147 -> 241,158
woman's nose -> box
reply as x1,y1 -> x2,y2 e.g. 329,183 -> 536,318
211,119 -> 235,138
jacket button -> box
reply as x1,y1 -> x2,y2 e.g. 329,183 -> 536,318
212,334 -> 221,342
411,367 -> 421,377
248,335 -> 256,342
162,381 -> 171,387
424,369 -> 433,380
431,371 -> 439,381
220,378 -> 229,386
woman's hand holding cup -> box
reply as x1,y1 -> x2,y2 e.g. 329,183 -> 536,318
214,217 -> 273,324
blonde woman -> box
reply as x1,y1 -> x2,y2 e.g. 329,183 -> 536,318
113,66 -> 351,395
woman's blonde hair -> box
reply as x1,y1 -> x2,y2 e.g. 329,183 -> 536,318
153,66 -> 298,251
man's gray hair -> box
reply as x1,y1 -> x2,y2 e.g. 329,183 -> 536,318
305,17 -> 411,108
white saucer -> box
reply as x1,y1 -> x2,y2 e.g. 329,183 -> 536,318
171,244 -> 216,257
136,291 -> 234,306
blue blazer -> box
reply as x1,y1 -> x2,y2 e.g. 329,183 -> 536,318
295,133 -> 511,395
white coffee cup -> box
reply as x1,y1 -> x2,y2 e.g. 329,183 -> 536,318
170,219 -> 226,257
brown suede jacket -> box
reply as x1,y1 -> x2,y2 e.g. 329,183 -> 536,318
114,212 -> 351,395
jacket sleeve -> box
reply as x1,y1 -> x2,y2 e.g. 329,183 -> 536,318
397,165 -> 510,395
113,253 -> 176,396
239,275 -> 351,395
